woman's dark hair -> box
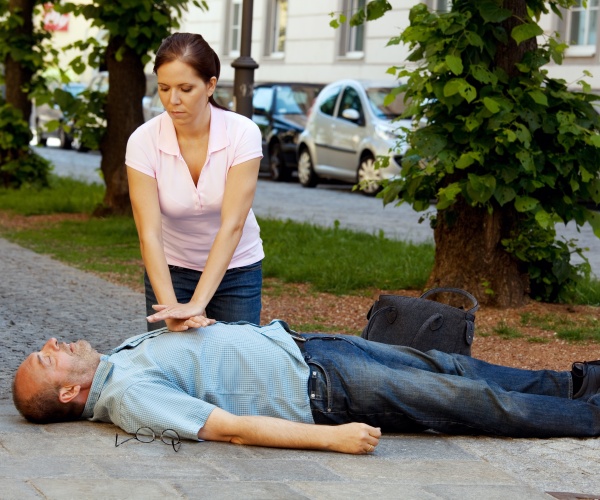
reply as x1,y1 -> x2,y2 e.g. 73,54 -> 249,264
154,32 -> 230,111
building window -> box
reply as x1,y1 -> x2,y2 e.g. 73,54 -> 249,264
339,0 -> 366,58
564,0 -> 600,57
226,0 -> 242,57
265,0 -> 288,57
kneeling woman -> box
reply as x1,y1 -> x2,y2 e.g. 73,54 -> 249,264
126,33 -> 264,332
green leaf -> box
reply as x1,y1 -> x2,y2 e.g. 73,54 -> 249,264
483,97 -> 500,113
511,23 -> 544,45
588,134 -> 600,147
446,55 -> 463,75
494,185 -> 516,206
586,210 -> 600,238
456,152 -> 481,169
477,0 -> 511,23
437,183 -> 462,210
527,90 -> 548,106
467,174 -> 496,203
515,196 -> 539,212
534,210 -> 553,229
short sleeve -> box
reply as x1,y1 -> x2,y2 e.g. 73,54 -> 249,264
115,380 -> 216,441
125,125 -> 158,178
231,118 -> 263,167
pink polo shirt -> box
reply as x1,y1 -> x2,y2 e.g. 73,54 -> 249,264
125,105 -> 264,272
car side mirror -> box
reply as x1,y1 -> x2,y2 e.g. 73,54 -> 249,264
341,108 -> 362,123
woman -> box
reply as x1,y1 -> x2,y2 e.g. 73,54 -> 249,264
126,33 -> 264,332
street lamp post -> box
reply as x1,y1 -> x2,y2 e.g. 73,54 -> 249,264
231,0 -> 258,118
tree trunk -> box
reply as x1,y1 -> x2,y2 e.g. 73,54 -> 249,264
5,0 -> 34,122
97,37 -> 146,215
426,0 -> 535,307
426,200 -> 529,307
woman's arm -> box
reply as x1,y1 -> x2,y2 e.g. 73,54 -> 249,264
147,157 -> 261,325
197,407 -> 381,455
127,166 -> 188,331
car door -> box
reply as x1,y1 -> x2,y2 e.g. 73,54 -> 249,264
329,85 -> 365,181
312,84 -> 342,171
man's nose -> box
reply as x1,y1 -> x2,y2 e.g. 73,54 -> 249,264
42,337 -> 59,352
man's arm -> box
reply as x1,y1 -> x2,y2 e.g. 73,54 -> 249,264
197,407 -> 381,455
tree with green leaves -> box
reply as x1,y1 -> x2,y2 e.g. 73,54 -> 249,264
0,0 -> 52,187
61,0 -> 207,214
348,0 -> 600,307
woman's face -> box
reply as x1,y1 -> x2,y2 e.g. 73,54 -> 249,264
156,59 -> 216,127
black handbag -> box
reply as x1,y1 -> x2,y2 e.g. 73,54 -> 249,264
361,287 -> 479,356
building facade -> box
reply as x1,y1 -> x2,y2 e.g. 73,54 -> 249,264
180,0 -> 600,91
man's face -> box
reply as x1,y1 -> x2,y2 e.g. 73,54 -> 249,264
16,338 -> 101,397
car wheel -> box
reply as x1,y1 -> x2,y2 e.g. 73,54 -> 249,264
36,129 -> 47,147
269,142 -> 290,182
298,149 -> 318,188
58,128 -> 73,150
357,154 -> 382,196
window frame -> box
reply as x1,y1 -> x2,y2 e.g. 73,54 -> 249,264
264,0 -> 288,59
563,0 -> 600,58
338,0 -> 366,60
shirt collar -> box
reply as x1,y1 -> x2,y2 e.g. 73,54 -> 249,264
157,104 -> 229,157
81,355 -> 113,419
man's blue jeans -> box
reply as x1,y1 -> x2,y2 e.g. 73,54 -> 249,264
301,334 -> 600,437
144,261 -> 262,331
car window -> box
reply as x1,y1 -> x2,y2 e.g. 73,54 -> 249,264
214,85 -> 234,109
253,86 -> 274,112
366,87 -> 406,119
338,86 -> 364,122
319,85 -> 341,116
274,85 -> 321,115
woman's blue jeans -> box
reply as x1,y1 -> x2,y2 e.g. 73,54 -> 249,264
144,261 -> 262,331
301,334 -> 600,437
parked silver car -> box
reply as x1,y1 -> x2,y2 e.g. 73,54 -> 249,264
297,79 -> 411,195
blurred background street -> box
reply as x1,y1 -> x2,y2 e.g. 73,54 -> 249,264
35,146 -> 600,278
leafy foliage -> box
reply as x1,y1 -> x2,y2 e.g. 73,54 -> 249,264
0,103 -> 51,188
0,0 -> 57,187
52,0 -> 207,153
381,0 -> 600,301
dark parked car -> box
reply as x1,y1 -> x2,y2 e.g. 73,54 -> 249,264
252,82 -> 323,181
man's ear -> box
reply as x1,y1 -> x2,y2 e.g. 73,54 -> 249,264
58,385 -> 81,404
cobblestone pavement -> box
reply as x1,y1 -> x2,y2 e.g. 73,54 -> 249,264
1,147 -> 599,499
35,146 -> 600,276
1,238 -> 600,499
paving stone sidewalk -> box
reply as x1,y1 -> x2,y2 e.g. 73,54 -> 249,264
1,238 -> 600,499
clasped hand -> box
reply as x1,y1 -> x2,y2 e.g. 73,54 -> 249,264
147,303 -> 216,331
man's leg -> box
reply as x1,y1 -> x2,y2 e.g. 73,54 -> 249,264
302,335 -> 600,438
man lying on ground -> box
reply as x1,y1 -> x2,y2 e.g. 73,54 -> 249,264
12,320 -> 600,454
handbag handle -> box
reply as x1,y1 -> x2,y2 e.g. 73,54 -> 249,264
420,287 -> 479,315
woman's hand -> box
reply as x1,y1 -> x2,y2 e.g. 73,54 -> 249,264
149,304 -> 216,331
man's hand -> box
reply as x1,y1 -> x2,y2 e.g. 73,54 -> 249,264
149,304 -> 216,331
328,422 -> 381,454
198,408 -> 381,454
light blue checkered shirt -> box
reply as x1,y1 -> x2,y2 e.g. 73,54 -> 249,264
81,320 -> 314,440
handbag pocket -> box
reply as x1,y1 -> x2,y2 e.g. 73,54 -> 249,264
361,287 -> 478,356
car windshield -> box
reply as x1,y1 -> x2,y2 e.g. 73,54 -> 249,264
64,83 -> 86,97
274,85 -> 321,115
366,87 -> 406,119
